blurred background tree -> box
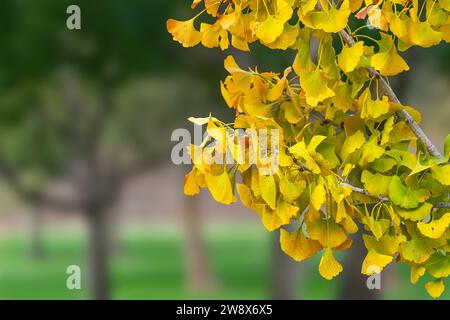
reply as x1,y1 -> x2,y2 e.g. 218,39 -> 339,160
0,0 -> 227,299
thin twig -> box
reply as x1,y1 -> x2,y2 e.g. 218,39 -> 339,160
435,202 -> 450,209
294,158 -> 450,208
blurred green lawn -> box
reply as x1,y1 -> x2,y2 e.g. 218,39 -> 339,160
0,223 -> 446,299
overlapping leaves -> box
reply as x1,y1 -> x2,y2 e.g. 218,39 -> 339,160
169,0 -> 450,298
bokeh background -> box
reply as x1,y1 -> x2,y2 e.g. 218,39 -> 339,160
0,0 -> 448,300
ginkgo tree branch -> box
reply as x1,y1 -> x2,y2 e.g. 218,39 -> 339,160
338,181 -> 389,202
316,1 -> 443,158
294,159 -> 450,208
435,202 -> 450,209
339,29 -> 442,158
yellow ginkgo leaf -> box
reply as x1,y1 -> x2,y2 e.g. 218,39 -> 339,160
340,216 -> 359,234
167,18 -> 202,48
223,54 -> 247,75
310,0 -> 351,32
263,23 -> 299,50
371,40 -> 409,76
367,6 -> 388,31
360,91 -> 391,119
363,234 -> 406,256
439,0 -> 450,11
361,249 -> 393,275
267,68 -> 291,101
425,278 -> 445,298
371,156 -> 397,173
389,14 -> 409,40
184,169 -> 200,196
256,16 -> 285,44
206,169 -> 235,204
364,216 -> 390,240
293,28 -> 316,74
280,175 -> 306,202
307,218 -> 348,248
188,115 -> 220,126
338,41 -> 364,73
231,34 -> 250,51
280,228 -> 323,262
191,0 -> 202,9
236,183 -> 254,209
200,22 -> 229,50
417,213 -> 450,239
261,206 -> 284,231
400,229 -> 439,263
408,21 -> 443,48
300,68 -> 335,106
361,170 -> 392,197
259,173 -> 277,210
406,155 -> 436,178
431,164 -> 450,185
274,0 -> 294,22
340,130 -> 365,160
396,202 -> 433,221
276,200 -> 299,224
203,0 -> 221,16
311,184 -> 326,211
410,266 -> 426,284
319,248 -> 343,280
289,141 -> 322,174
359,137 -> 385,166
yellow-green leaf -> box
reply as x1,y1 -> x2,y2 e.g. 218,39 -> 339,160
259,173 -> 277,210
280,228 -> 323,262
319,248 -> 343,280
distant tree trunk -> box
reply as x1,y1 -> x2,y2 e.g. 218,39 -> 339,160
183,196 -> 216,291
106,204 -> 122,257
270,232 -> 299,300
29,207 -> 44,260
87,206 -> 110,300
338,229 -> 379,300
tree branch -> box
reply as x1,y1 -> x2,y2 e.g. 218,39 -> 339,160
294,159 -> 450,209
314,1 -> 443,158
435,202 -> 450,209
339,30 -> 442,157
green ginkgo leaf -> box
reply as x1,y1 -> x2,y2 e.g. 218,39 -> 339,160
400,228 -> 439,264
361,170 -> 392,197
396,202 -> 433,221
388,176 -> 420,209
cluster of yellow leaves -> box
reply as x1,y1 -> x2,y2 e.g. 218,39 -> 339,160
169,0 -> 450,298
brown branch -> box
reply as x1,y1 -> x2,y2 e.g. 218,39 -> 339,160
339,30 -> 442,157
435,202 -> 450,209
339,181 -> 388,202
314,1 -> 443,158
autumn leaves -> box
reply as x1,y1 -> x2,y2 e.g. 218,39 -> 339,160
169,0 -> 450,298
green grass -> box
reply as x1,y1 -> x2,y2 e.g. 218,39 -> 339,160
0,223 -> 447,299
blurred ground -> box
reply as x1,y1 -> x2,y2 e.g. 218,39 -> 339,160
0,165 -> 448,300
0,222 -> 447,300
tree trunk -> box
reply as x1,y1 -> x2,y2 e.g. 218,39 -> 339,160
338,229 -> 380,300
29,208 -> 45,260
87,207 -> 110,300
183,196 -> 216,292
269,232 -> 300,300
